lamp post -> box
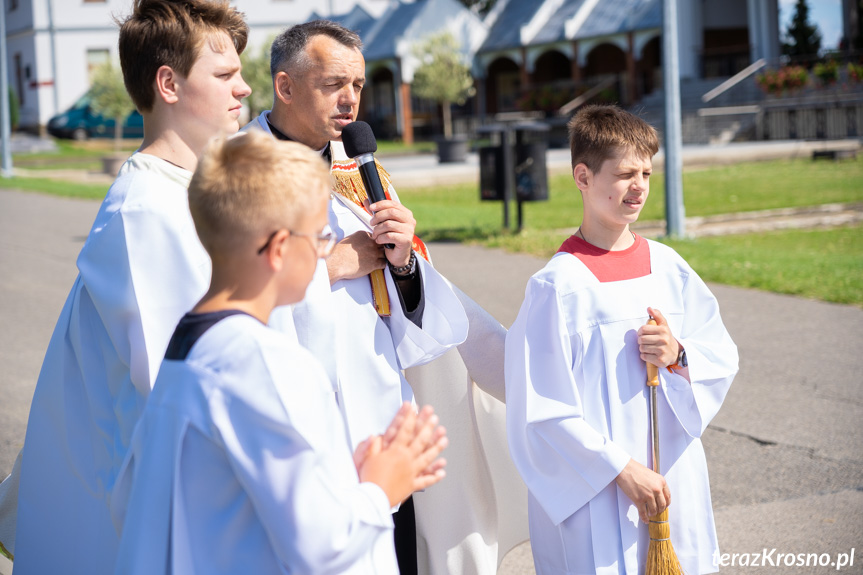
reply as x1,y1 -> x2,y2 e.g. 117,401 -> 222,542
663,0 -> 685,237
1,1 -> 13,177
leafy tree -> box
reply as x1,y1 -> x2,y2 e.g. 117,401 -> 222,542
855,0 -> 863,51
782,0 -> 822,60
411,32 -> 475,139
241,37 -> 276,119
89,61 -> 135,151
7,87 -> 19,131
458,0 -> 497,16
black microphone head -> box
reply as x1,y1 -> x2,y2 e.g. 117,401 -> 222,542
341,121 -> 377,158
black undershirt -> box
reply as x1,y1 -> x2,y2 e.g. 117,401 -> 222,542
164,310 -> 253,361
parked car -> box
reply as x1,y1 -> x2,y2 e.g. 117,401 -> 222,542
47,93 -> 143,140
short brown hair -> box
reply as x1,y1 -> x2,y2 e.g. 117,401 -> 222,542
188,130 -> 331,257
568,105 -> 659,171
270,20 -> 362,77
118,0 -> 248,112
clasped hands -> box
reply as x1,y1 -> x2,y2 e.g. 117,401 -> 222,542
353,403 -> 448,508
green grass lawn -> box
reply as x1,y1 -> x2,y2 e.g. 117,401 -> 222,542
3,147 -> 861,306
397,155 -> 863,306
0,176 -> 109,199
400,155 -> 863,240
662,226 -> 863,306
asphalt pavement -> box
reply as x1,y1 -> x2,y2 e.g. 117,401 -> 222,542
1,140 -> 862,573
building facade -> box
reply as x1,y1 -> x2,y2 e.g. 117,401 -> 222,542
3,0 -> 389,131
4,0 -> 785,136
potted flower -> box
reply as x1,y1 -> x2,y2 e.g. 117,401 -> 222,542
756,65 -> 809,96
813,59 -> 839,86
411,32 -> 475,163
846,62 -> 863,84
89,61 -> 136,175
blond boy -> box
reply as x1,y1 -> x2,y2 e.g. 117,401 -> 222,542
111,131 -> 447,574
14,1 -> 250,572
505,105 -> 739,574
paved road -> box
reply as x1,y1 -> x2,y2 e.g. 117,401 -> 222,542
1,189 -> 861,574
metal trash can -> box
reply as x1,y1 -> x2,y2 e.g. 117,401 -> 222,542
513,121 -> 549,202
477,124 -> 507,201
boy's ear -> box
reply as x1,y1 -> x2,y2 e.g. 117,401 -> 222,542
573,163 -> 592,192
154,65 -> 180,105
274,71 -> 293,106
263,229 -> 291,271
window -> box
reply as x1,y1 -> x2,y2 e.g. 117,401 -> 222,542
14,53 -> 24,106
87,49 -> 110,82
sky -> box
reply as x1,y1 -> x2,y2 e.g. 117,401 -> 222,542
778,0 -> 844,50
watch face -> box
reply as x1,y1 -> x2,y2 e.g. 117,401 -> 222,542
679,349 -> 688,368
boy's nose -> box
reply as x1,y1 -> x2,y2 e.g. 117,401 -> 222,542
237,80 -> 252,99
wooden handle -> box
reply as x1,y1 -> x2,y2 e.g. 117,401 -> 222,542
646,319 -> 659,387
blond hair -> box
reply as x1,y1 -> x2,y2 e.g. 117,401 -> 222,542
568,105 -> 659,171
189,130 -> 331,257
118,0 -> 248,112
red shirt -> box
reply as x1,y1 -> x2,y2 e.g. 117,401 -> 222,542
557,233 -> 651,282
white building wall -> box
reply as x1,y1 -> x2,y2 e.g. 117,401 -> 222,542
5,35 -> 38,127
4,0 -> 390,130
676,0 -> 703,79
53,31 -> 120,113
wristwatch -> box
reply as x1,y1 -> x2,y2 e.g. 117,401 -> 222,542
667,345 -> 687,373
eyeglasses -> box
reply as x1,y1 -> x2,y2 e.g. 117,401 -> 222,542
257,229 -> 336,258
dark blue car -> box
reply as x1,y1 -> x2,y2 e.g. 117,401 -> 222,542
47,93 -> 143,140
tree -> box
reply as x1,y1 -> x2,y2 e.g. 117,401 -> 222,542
411,32 -> 475,139
89,61 -> 135,151
241,37 -> 276,119
458,0 -> 497,16
782,0 -> 822,60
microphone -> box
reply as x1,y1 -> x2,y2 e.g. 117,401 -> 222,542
341,121 -> 393,249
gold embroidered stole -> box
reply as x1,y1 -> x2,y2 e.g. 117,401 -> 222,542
330,158 -> 430,317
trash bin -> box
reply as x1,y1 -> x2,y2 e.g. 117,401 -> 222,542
477,124 -> 507,201
513,122 -> 549,202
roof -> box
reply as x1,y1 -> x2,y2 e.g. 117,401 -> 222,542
309,4 -> 377,40
479,0 -> 547,52
362,1 -> 428,61
573,0 -> 660,39
479,0 -> 661,53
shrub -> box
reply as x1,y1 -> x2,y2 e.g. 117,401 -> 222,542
756,66 -> 808,95
813,59 -> 839,85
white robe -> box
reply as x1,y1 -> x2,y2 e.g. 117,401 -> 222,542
14,154 -> 210,574
242,112 -> 470,447
111,314 -> 397,575
506,239 -> 738,575
245,112 -> 529,573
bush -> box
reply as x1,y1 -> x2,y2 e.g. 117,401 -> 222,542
411,32 -> 474,139
756,66 -> 808,95
813,59 -> 839,85
7,87 -> 19,131
847,62 -> 863,83
240,37 -> 275,119
89,61 -> 135,151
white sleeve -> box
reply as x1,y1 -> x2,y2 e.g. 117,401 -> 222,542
505,278 -> 631,526
77,201 -> 207,396
383,256 -> 469,370
660,271 -> 739,438
213,378 -> 394,573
